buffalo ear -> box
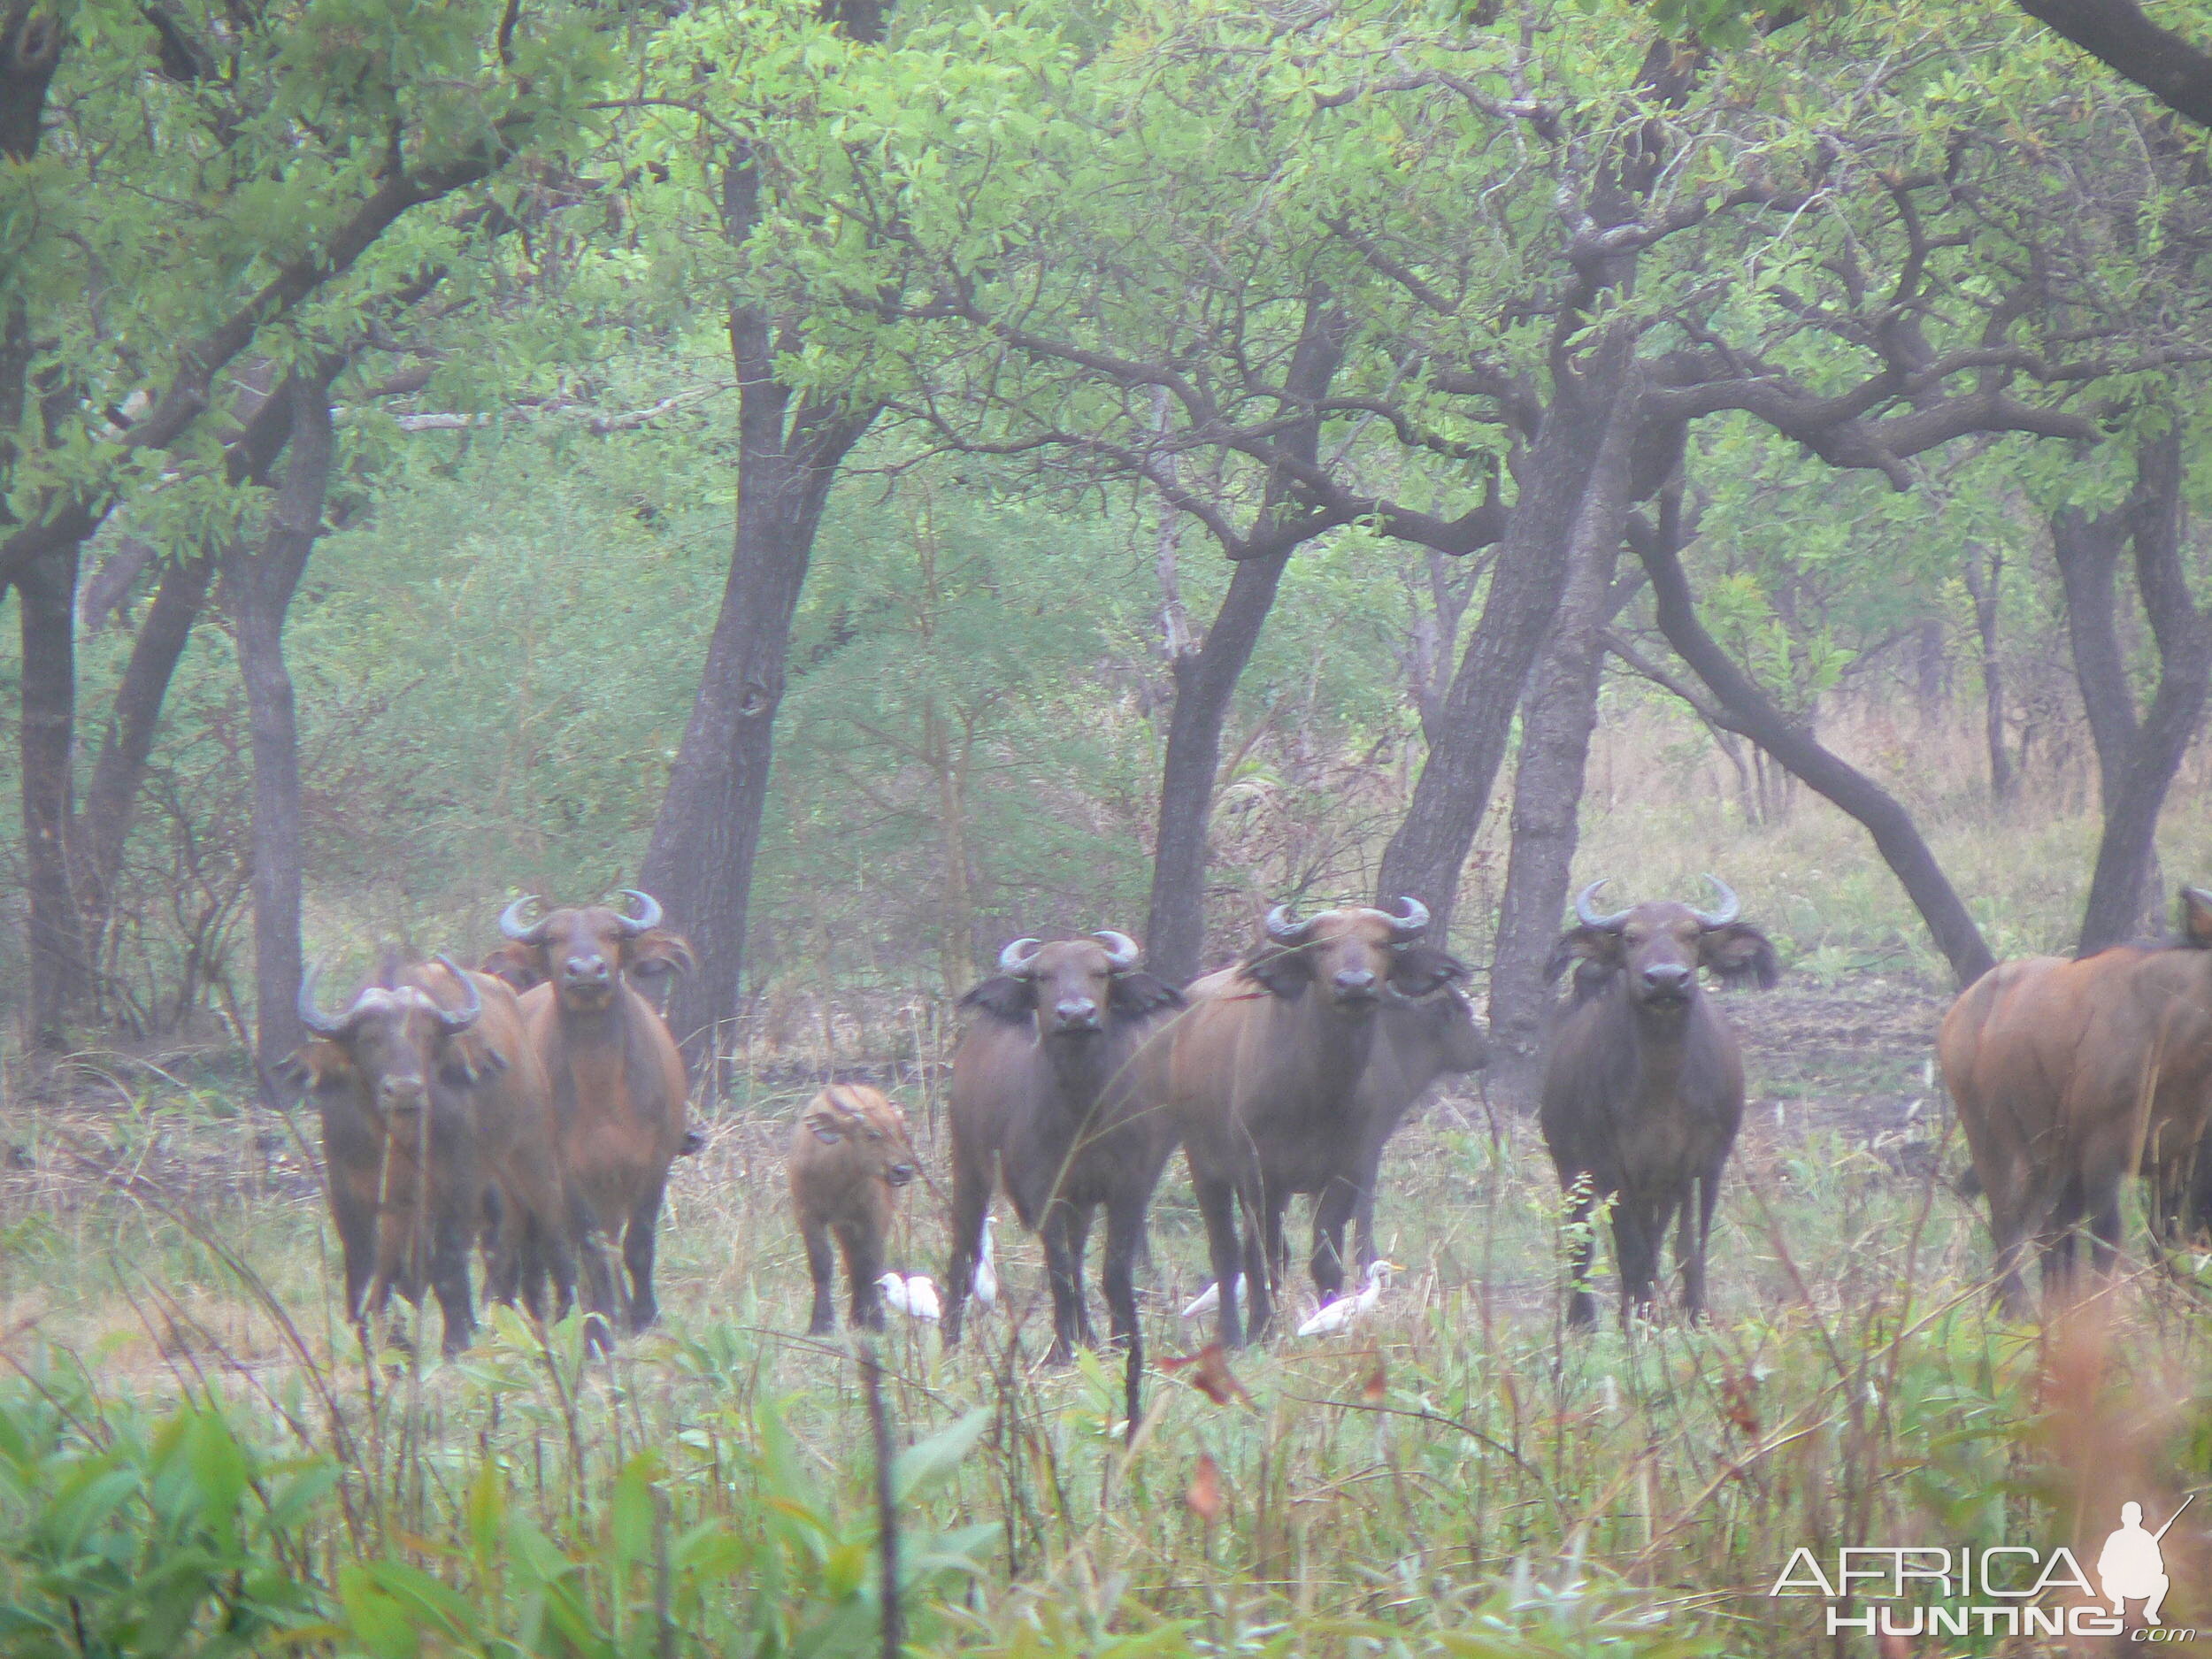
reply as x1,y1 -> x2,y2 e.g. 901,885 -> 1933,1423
959,975 -> 1034,1022
1701,923 -> 1781,989
1241,946 -> 1309,998
2180,887 -> 2212,949
1110,972 -> 1185,1018
283,1041 -> 352,1094
628,929 -> 697,978
1544,926 -> 1621,984
1388,944 -> 1468,997
480,942 -> 542,992
803,1111 -> 845,1146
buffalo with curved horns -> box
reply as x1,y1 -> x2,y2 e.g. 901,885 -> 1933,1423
1156,898 -> 1472,1347
1539,876 -> 1778,1327
489,889 -> 695,1333
942,930 -> 1185,1361
287,954 -> 582,1355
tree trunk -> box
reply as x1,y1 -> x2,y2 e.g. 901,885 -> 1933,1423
1636,495 -> 1997,987
1143,552 -> 1293,985
75,552 -> 216,963
2076,427 -> 2208,953
222,378 -> 334,1101
2050,499 -> 2139,812
1962,541 -> 2014,804
1140,296 -> 1348,987
15,539 -> 88,1046
1375,359 -> 1639,936
1484,520 -> 1629,1110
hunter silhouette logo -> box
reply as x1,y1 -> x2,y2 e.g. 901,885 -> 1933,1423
2098,1496 -> 2192,1626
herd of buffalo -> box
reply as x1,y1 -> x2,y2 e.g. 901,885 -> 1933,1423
283,876 -> 2212,1358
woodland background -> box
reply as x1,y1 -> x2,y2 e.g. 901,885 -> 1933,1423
9,4 -> 2212,1655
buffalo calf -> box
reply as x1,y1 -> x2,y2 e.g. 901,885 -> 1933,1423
788,1085 -> 919,1333
1539,877 -> 1778,1328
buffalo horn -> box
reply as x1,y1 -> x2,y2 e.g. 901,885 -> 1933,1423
430,955 -> 483,1033
1574,880 -> 1633,931
1689,874 -> 1740,929
297,962 -> 354,1039
998,937 -> 1044,975
614,887 -> 663,936
498,895 -> 549,945
1264,905 -> 1314,945
1382,895 -> 1430,941
1094,930 -> 1141,970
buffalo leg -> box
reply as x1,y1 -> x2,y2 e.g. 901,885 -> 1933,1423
1101,1188 -> 1148,1350
839,1218 -> 886,1332
941,1143 -> 990,1348
1561,1177 -> 1600,1331
1194,1172 -> 1248,1349
1240,1180 -> 1286,1340
1067,1203 -> 1098,1349
1612,1197 -> 1663,1325
621,1177 -> 667,1333
803,1218 -> 840,1334
1310,1175 -> 1359,1304
1041,1202 -> 1087,1363
429,1204 -> 478,1358
1677,1171 -> 1722,1323
330,1184 -> 378,1330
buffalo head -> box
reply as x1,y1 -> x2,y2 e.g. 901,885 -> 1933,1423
961,931 -> 1183,1036
289,955 -> 493,1110
496,890 -> 696,1013
1545,876 -> 1779,1010
1245,897 -> 1463,1013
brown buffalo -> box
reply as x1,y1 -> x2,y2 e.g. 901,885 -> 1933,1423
942,932 -> 1185,1361
788,1085 -> 920,1334
1539,878 -> 1778,1328
497,889 -> 695,1333
1160,898 -> 1464,1347
288,955 -> 581,1355
1939,887 -> 2212,1313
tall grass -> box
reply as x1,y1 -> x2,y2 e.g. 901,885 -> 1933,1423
4,1026 -> 2209,1655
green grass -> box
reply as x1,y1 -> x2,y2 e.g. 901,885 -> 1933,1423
4,1032 -> 2209,1656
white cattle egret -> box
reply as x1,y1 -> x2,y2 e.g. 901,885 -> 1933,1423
972,1217 -> 999,1310
1296,1260 -> 1402,1337
879,1271 -> 941,1321
1181,1274 -> 1248,1319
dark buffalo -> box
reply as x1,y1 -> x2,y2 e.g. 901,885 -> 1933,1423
1160,899 -> 1467,1348
496,889 -> 695,1333
1939,887 -> 2212,1313
942,931 -> 1184,1361
1540,877 -> 1778,1327
288,956 -> 581,1355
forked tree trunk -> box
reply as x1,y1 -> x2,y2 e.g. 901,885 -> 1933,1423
1376,355 -> 1640,936
1962,541 -> 2014,804
223,378 -> 335,1099
16,541 -> 88,1046
75,552 -> 216,961
1636,487 -> 1996,987
1484,520 -> 1628,1110
1141,297 -> 1348,987
2065,428 -> 2209,954
1144,552 -> 1292,986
